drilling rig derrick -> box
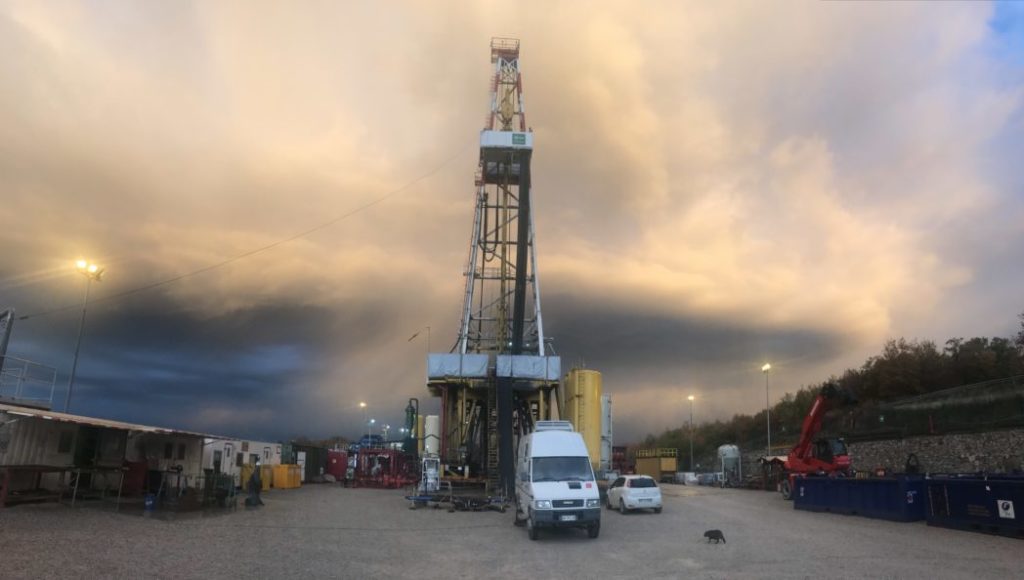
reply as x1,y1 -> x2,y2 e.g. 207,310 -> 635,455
426,38 -> 560,498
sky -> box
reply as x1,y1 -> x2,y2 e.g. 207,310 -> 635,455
1,1 -> 1022,443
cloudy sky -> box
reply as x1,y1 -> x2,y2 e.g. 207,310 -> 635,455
1,1 -> 1022,442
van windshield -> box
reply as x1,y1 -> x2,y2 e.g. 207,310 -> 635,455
532,457 -> 594,482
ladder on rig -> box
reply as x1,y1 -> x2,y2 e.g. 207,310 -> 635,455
486,386 -> 499,491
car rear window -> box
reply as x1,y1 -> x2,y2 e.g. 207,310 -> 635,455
630,477 -> 657,488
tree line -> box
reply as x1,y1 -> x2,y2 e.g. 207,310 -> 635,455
643,311 -> 1024,469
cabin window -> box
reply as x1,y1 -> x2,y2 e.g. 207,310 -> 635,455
163,442 -> 173,459
263,447 -> 271,461
236,452 -> 244,467
241,442 -> 249,452
177,443 -> 186,460
249,453 -> 259,465
57,431 -> 73,454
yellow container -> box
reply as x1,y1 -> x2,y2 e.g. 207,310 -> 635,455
260,465 -> 272,491
272,465 -> 293,489
563,368 -> 602,471
290,464 -> 301,488
240,464 -> 254,489
242,464 -> 273,491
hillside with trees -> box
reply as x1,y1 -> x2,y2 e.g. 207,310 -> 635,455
643,312 -> 1024,466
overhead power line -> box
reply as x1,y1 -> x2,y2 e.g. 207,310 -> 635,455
18,144 -> 472,321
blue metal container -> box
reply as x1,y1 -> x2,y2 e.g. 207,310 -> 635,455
794,475 -> 926,522
926,475 -> 1024,539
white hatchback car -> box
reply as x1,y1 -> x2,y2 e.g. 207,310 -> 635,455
606,475 -> 662,513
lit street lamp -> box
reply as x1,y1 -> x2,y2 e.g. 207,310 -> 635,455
687,395 -> 696,471
383,424 -> 391,441
65,260 -> 104,413
762,363 -> 772,456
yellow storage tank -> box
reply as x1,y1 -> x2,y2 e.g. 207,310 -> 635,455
290,464 -> 302,488
563,368 -> 602,471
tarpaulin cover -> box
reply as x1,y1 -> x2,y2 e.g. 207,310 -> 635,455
426,354 -> 490,379
496,355 -> 561,380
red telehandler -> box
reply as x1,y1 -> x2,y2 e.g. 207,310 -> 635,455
779,382 -> 854,499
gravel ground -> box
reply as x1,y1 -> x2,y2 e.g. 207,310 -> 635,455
0,483 -> 1019,579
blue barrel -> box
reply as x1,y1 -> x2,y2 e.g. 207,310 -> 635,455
794,475 -> 926,522
144,493 -> 156,511
926,475 -> 1024,539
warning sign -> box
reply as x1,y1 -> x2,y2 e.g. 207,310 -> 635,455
997,500 -> 1015,520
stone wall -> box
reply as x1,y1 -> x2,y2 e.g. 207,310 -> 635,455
848,428 -> 1024,474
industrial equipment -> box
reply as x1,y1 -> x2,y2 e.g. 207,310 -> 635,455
419,454 -> 440,494
426,38 -> 561,497
718,444 -> 742,488
779,382 -> 854,499
353,447 -> 417,489
403,398 -> 419,456
600,394 -> 613,477
634,448 -> 678,483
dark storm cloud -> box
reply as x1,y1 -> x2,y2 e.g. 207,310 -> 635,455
547,293 -> 849,372
1,1 -> 1021,441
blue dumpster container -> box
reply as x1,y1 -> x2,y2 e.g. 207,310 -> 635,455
794,475 -> 926,522
926,475 -> 1024,539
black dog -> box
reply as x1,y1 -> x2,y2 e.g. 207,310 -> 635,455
704,529 -> 726,544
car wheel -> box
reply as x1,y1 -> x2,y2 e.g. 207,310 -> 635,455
527,511 -> 539,541
619,498 -> 628,513
587,521 -> 600,539
654,507 -> 662,514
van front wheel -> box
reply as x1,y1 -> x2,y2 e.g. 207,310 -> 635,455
587,522 -> 600,539
527,511 -> 539,541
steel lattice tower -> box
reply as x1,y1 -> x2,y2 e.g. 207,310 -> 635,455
428,39 -> 559,498
457,37 -> 549,358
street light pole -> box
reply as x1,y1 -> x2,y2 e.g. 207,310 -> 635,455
65,260 -> 104,413
688,395 -> 695,471
762,363 -> 772,456
359,401 -> 368,443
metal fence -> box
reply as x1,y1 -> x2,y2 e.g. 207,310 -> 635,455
840,375 -> 1024,442
0,355 -> 57,408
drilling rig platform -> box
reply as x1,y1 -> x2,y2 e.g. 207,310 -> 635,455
426,38 -> 560,499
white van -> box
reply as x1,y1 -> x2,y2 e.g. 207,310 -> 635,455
514,421 -> 601,540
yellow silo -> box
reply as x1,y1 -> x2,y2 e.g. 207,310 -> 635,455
563,368 -> 602,471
